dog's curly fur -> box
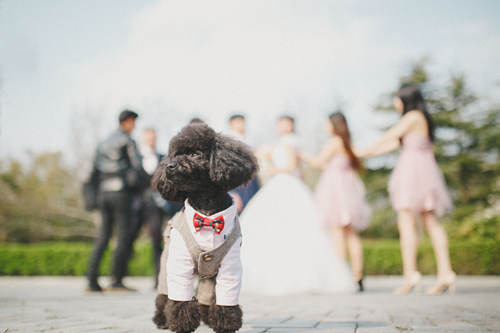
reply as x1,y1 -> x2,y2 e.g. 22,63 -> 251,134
151,122 -> 257,332
152,123 -> 257,214
208,304 -> 243,333
152,294 -> 169,329
165,299 -> 200,333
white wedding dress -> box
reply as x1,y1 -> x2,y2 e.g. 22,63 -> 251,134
240,134 -> 355,295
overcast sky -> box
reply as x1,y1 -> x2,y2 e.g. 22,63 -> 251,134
1,0 -> 499,164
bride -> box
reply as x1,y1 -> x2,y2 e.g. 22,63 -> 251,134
240,115 -> 355,295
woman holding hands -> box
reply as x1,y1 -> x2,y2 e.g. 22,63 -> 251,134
303,111 -> 370,292
358,84 -> 455,295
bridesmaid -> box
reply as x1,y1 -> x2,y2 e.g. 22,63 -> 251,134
358,84 -> 455,295
303,111 -> 370,292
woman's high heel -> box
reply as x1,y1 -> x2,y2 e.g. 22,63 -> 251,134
425,273 -> 456,295
394,272 -> 422,295
356,278 -> 364,293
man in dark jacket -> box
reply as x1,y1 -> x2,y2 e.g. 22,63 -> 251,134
86,110 -> 148,292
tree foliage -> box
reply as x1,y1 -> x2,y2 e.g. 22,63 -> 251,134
0,153 -> 94,243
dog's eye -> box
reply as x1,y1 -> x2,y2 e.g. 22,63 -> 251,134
187,152 -> 199,157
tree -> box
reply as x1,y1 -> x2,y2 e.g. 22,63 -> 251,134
0,153 -> 94,243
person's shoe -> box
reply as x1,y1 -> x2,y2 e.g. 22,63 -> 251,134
106,282 -> 137,293
356,278 -> 364,293
394,272 -> 422,295
425,272 -> 456,295
85,281 -> 103,292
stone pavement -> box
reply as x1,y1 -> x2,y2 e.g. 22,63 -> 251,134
1,276 -> 499,333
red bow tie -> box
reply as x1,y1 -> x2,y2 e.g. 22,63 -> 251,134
193,213 -> 225,234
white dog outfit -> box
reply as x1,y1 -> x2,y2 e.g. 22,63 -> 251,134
157,200 -> 242,306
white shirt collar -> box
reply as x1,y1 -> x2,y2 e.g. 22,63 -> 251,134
226,129 -> 246,144
184,198 -> 237,234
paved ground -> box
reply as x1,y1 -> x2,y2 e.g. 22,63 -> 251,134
0,276 -> 499,333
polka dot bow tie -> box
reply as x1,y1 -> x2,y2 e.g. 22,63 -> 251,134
193,213 -> 225,234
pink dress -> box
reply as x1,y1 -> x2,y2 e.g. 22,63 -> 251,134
388,133 -> 452,217
314,154 -> 371,230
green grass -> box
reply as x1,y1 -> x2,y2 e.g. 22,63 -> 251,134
0,239 -> 498,276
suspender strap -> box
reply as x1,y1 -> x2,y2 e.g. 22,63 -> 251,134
170,211 -> 203,266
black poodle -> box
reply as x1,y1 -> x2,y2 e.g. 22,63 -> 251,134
151,122 -> 257,333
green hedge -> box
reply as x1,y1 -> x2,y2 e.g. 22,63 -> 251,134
363,239 -> 500,275
0,239 -> 498,276
0,242 -> 154,276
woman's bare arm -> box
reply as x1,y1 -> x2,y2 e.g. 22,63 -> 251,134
358,139 -> 400,158
301,138 -> 341,169
358,112 -> 419,158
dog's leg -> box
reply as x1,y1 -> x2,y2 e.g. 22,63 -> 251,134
196,278 -> 215,325
165,299 -> 200,333
207,304 -> 243,333
199,304 -> 210,325
152,294 -> 169,329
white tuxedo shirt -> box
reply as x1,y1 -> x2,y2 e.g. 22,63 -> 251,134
166,199 -> 242,306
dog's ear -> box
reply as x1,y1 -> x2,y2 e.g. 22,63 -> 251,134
209,134 -> 258,192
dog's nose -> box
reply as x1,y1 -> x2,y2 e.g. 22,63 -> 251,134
166,160 -> 178,170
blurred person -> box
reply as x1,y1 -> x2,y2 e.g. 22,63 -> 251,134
227,113 -> 246,143
85,109 -> 149,292
131,128 -> 182,288
358,84 -> 455,295
240,115 -> 354,295
226,114 -> 259,213
302,111 -> 370,292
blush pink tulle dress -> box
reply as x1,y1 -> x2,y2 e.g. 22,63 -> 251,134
314,154 -> 371,230
388,133 -> 452,217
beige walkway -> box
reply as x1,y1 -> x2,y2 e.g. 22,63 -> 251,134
1,276 -> 499,332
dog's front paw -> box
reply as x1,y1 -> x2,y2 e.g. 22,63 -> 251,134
165,299 -> 200,333
152,294 -> 169,329
208,304 -> 243,333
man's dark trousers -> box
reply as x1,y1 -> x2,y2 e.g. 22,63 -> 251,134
131,194 -> 164,286
88,191 -> 134,285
